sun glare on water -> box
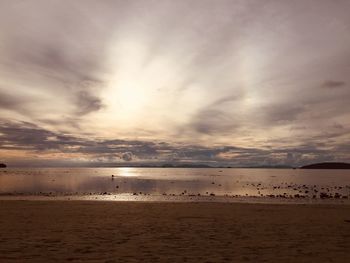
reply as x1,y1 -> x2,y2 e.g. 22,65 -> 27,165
117,167 -> 138,177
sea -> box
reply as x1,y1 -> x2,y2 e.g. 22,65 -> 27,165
1,167 -> 350,203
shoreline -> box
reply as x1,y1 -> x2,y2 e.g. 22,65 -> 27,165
1,193 -> 350,205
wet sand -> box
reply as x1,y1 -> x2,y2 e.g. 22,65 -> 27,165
1,201 -> 350,262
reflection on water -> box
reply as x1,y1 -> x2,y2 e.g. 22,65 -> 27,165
0,168 -> 350,201
115,167 -> 138,177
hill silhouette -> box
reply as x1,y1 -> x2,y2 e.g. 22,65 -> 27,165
0,163 -> 6,168
300,162 -> 350,169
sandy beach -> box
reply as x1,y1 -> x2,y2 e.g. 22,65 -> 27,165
0,201 -> 349,262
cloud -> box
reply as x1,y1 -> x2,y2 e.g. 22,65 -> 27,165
75,90 -> 104,115
262,104 -> 306,124
0,0 -> 112,125
1,1 -> 350,165
188,109 -> 238,135
121,152 -> 133,162
0,90 -> 27,113
1,120 -> 349,167
0,121 -> 84,151
321,80 -> 346,89
184,94 -> 243,135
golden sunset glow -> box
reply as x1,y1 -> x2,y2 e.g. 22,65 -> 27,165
0,0 -> 350,166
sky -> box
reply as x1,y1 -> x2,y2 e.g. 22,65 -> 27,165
0,0 -> 350,167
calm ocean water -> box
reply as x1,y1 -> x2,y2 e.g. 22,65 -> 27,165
1,168 -> 350,202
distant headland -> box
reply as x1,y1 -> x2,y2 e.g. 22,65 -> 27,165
300,162 -> 350,169
0,163 -> 7,168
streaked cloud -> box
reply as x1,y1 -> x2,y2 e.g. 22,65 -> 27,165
0,0 -> 350,166
0,120 -> 349,167
321,80 -> 346,89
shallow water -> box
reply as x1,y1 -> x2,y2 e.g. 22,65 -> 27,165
0,168 -> 350,202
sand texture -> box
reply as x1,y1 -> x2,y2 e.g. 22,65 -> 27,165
0,201 -> 350,262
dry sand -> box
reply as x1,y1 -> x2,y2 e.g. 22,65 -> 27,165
0,201 -> 350,262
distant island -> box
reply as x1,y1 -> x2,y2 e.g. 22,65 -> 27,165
80,162 -> 292,169
0,163 -> 7,168
241,165 -> 292,169
107,163 -> 220,168
161,163 -> 212,168
300,162 -> 350,169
